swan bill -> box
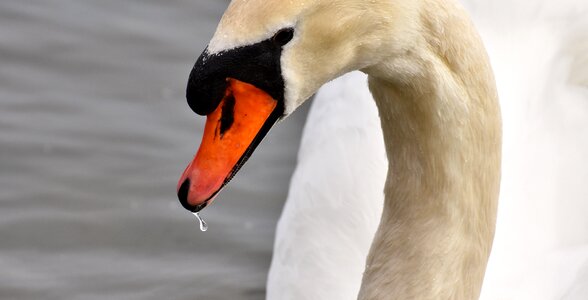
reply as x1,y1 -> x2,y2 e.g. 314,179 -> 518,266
177,78 -> 278,212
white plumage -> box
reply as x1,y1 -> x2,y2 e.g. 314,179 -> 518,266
267,72 -> 387,299
470,1 -> 588,298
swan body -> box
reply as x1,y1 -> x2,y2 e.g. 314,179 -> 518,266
268,1 -> 588,299
182,0 -> 501,298
469,1 -> 588,298
267,71 -> 387,299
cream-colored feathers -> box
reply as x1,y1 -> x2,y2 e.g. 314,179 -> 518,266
210,0 -> 420,115
209,0 -> 501,298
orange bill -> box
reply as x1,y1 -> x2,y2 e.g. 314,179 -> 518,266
177,78 -> 278,211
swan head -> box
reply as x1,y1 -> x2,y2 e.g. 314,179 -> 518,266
178,0 -> 418,211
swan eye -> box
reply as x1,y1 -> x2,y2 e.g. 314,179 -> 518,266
272,28 -> 294,46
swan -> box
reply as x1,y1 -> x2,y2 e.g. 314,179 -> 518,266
269,0 -> 588,299
177,0 -> 502,298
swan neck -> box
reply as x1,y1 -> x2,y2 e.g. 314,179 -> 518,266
357,3 -> 502,299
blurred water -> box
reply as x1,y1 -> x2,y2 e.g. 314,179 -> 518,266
0,1 -> 309,299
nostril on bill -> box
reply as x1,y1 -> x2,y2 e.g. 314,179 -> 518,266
178,179 -> 192,211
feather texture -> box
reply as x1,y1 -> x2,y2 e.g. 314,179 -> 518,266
267,0 -> 588,299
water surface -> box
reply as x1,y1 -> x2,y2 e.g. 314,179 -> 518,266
0,1 -> 308,299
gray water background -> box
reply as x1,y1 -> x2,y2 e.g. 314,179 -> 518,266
0,1 -> 310,299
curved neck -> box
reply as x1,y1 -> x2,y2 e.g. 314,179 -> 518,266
357,2 -> 502,299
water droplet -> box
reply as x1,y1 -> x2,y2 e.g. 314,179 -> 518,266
193,212 -> 208,232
